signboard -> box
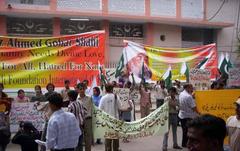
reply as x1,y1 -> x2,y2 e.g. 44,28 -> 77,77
228,68 -> 240,87
130,89 -> 141,102
113,88 -> 130,109
0,31 -> 105,88
195,90 -> 240,121
10,103 -> 44,132
189,69 -> 211,90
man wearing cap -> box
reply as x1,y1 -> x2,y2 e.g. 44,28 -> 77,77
226,97 -> 240,151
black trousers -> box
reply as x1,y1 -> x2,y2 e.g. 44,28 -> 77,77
180,118 -> 192,147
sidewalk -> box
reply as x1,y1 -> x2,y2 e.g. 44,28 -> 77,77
7,127 -> 187,151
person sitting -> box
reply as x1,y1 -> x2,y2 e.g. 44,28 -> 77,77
15,89 -> 30,103
12,121 -> 40,151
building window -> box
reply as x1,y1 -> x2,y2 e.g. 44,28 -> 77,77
109,23 -> 144,38
150,0 -> 176,17
57,0 -> 102,11
7,17 -> 53,36
7,0 -> 49,5
182,27 -> 215,47
108,0 -> 145,15
181,0 -> 203,19
61,20 -> 101,35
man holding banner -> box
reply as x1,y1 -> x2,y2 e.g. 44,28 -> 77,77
99,84 -> 122,151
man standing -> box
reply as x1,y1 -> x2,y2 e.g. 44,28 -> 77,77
187,114 -> 226,151
178,84 -> 199,148
162,87 -> 182,151
226,97 -> 240,151
46,93 -> 81,151
68,90 -> 86,151
155,80 -> 168,108
60,80 -> 71,103
99,84 -> 122,151
77,83 -> 93,151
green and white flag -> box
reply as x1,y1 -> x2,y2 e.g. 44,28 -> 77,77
115,54 -> 125,78
98,61 -> 107,85
218,53 -> 229,76
195,51 -> 214,69
226,53 -> 233,69
180,62 -> 189,78
141,59 -> 145,83
162,66 -> 172,89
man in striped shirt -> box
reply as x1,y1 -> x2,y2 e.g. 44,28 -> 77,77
77,83 -> 93,151
68,90 -> 86,151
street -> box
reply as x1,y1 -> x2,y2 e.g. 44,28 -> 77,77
6,127 -> 187,151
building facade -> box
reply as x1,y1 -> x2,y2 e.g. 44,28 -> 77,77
0,0 -> 239,67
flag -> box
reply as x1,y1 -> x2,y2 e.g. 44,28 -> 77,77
218,53 -> 229,76
115,54 -> 124,78
88,76 -> 97,96
180,62 -> 189,78
225,53 -> 233,69
195,51 -> 214,69
162,66 -> 172,89
131,73 -> 136,86
141,59 -> 145,84
98,61 -> 107,85
106,70 -> 115,82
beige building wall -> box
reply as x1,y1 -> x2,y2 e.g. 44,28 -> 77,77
152,24 -> 182,48
207,0 -> 240,64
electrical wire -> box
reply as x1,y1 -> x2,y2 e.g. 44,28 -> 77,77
207,0 -> 226,21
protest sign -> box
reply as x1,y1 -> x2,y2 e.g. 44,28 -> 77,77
228,68 -> 240,87
10,102 -> 44,132
113,88 -> 130,109
189,69 -> 211,90
92,102 -> 168,139
130,89 -> 141,102
195,89 -> 240,120
0,31 -> 105,88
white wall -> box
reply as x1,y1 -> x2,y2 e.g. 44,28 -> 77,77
207,0 -> 240,64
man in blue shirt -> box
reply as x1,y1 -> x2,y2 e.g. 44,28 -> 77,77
46,93 -> 81,151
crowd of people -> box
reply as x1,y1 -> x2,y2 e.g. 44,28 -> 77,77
0,78 -> 239,151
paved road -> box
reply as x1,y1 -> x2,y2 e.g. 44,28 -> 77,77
6,127 -> 188,151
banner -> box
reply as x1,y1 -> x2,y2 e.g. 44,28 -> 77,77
10,102 -> 44,132
113,88 -> 130,109
121,41 -> 218,81
93,102 -> 168,139
195,90 -> 240,120
0,31 -> 105,88
189,69 -> 211,90
228,68 -> 240,87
